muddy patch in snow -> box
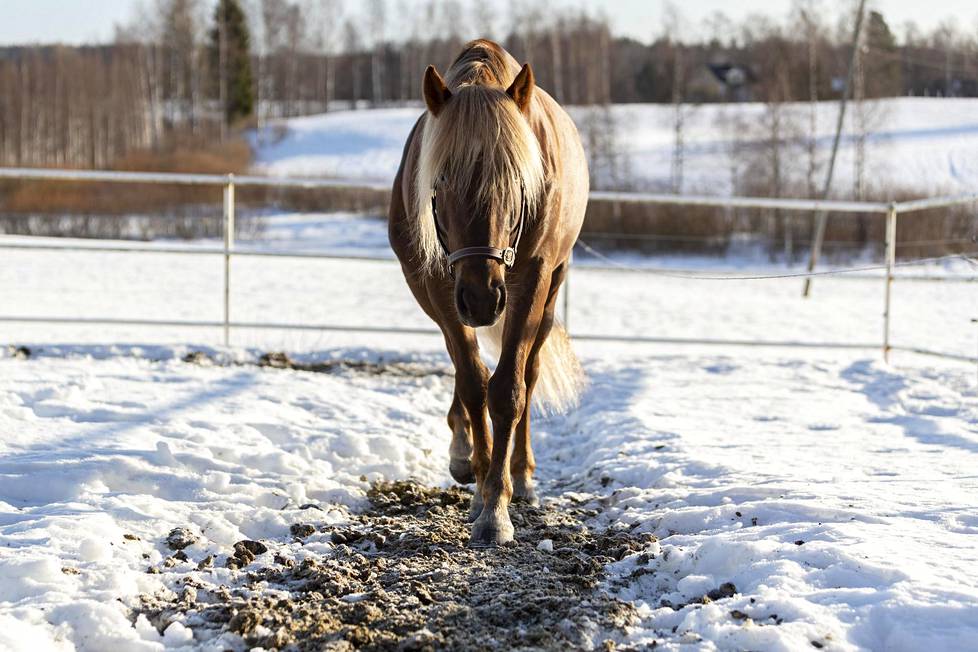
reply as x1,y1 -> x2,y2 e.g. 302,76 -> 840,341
174,349 -> 452,378
135,481 -> 648,650
256,351 -> 451,378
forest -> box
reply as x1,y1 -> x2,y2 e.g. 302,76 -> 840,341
0,0 -> 975,170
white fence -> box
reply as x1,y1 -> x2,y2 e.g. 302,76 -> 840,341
0,167 -> 975,365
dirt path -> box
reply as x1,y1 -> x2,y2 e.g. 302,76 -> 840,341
137,481 -> 652,651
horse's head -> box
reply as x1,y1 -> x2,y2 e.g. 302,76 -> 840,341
416,63 -> 543,328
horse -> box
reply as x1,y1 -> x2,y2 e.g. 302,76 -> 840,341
388,39 -> 588,546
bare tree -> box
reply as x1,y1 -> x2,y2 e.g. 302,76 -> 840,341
794,0 -> 823,198
284,3 -> 305,116
260,0 -> 287,118
344,18 -> 362,108
440,0 -> 465,60
305,0 -> 342,112
368,0 -> 386,106
853,18 -> 867,199
937,20 -> 956,95
245,0 -> 266,129
767,57 -> 794,258
471,0 -> 495,39
548,17 -> 564,102
664,3 -> 686,194
158,0 -> 205,131
322,0 -> 342,110
509,0 -> 540,63
398,0 -> 417,102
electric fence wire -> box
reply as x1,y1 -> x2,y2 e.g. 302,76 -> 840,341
574,238 -> 978,281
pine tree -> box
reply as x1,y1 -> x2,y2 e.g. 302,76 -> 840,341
209,0 -> 254,126
865,10 -> 902,97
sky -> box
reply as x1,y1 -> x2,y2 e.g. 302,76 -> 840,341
1,0 -> 976,46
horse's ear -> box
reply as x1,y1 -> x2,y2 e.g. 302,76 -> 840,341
423,66 -> 452,117
506,63 -> 535,115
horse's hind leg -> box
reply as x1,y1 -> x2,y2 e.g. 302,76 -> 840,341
510,347 -> 544,506
447,391 -> 476,484
510,382 -> 538,506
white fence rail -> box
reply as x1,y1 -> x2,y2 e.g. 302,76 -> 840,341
1,167 -> 975,365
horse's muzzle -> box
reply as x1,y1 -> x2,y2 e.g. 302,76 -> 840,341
455,278 -> 506,327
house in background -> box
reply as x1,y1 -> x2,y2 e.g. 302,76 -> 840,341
685,62 -> 756,102
707,63 -> 756,102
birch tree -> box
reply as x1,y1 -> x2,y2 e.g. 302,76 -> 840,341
368,0 -> 386,105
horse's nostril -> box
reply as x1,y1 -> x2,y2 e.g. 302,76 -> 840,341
494,284 -> 506,314
456,287 -> 469,317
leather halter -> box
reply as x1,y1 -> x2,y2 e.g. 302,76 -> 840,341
430,185 -> 527,273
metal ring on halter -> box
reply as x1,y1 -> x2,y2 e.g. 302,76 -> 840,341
431,184 -> 527,275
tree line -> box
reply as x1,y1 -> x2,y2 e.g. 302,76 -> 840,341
1,0 -> 977,170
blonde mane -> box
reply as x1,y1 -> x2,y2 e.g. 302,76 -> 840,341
413,79 -> 545,276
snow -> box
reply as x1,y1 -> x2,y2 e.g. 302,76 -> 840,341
1,343 -> 976,650
252,98 -> 978,196
0,349 -> 452,651
2,99 -> 978,649
251,108 -> 418,181
556,354 -> 978,650
581,98 -> 978,195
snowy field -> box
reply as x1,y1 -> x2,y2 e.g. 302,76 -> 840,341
2,213 -> 975,358
2,212 -> 978,650
252,97 -> 978,196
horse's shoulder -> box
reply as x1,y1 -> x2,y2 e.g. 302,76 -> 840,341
391,113 -> 427,229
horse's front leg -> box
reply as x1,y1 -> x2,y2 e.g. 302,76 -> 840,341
470,263 -> 550,547
436,317 -> 492,521
511,263 -> 566,506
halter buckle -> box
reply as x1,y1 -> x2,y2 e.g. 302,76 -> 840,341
501,247 -> 516,267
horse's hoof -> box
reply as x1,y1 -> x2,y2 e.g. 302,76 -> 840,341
512,491 -> 540,507
469,514 -> 514,548
449,458 -> 475,484
512,480 -> 540,507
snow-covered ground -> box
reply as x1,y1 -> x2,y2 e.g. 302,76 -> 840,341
252,98 -> 978,196
2,344 -> 977,650
1,211 -> 977,650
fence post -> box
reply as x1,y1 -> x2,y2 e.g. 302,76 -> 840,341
882,202 -> 897,362
223,174 -> 235,347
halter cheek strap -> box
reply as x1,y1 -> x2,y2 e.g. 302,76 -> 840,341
431,186 -> 527,273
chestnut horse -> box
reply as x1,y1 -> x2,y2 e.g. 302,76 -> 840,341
388,40 -> 588,546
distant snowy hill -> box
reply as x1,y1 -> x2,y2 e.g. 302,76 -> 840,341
252,98 -> 978,197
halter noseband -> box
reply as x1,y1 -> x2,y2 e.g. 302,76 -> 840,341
430,185 -> 527,274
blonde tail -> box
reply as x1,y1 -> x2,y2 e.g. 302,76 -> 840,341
477,317 -> 585,415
